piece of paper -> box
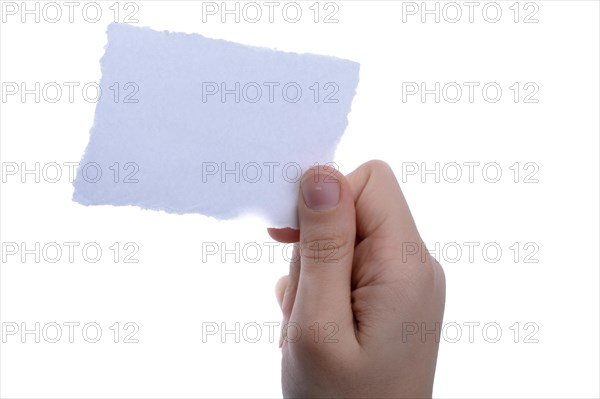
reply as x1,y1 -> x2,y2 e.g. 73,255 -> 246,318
72,23 -> 360,228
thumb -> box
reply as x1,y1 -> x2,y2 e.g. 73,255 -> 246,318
289,165 -> 357,345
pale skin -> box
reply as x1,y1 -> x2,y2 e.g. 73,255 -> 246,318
268,160 -> 446,398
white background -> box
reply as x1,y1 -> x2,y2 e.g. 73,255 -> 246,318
1,0 -> 599,398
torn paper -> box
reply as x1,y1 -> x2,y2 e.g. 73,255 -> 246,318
72,23 -> 360,228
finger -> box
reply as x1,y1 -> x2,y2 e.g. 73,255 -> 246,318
280,244 -> 300,347
290,165 -> 357,347
275,275 -> 288,309
345,161 -> 427,289
267,228 -> 300,243
281,244 -> 300,321
346,160 -> 421,244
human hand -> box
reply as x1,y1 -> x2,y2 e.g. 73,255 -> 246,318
269,160 -> 446,398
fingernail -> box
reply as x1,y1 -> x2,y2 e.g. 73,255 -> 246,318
301,172 -> 340,211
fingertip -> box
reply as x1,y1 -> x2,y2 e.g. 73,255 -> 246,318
267,227 -> 300,243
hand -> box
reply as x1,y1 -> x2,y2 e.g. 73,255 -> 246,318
269,160 -> 446,398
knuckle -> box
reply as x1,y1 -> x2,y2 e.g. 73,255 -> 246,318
365,159 -> 395,177
412,254 -> 445,291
